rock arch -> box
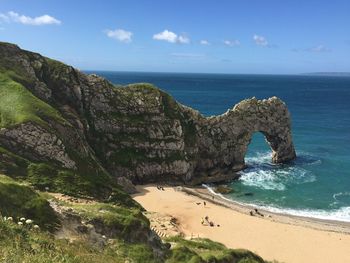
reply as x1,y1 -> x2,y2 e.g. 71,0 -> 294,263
195,97 -> 296,177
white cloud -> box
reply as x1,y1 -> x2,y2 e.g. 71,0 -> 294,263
253,34 -> 268,46
223,40 -> 240,46
309,45 -> 331,52
0,11 -> 61,25
200,40 -> 210,45
153,30 -> 190,44
178,35 -> 190,44
153,30 -> 177,42
105,29 -> 133,43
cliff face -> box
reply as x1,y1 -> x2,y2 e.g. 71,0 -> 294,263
0,42 -> 296,187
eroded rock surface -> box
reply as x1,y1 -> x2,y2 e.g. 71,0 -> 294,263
0,42 -> 296,185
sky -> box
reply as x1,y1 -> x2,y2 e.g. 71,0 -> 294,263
0,0 -> 349,74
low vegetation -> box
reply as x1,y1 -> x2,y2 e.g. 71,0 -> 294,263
0,175 -> 59,231
165,236 -> 266,263
57,199 -> 150,241
0,217 -> 161,263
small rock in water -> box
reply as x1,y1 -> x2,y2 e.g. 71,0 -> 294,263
214,185 -> 234,194
244,192 -> 254,196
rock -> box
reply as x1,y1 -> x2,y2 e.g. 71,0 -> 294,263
214,185 -> 234,194
0,42 -> 296,186
116,177 -> 137,194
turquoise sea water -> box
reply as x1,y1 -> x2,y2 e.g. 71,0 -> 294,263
90,71 -> 350,222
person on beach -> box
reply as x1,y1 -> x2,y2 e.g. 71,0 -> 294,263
203,201 -> 206,207
254,208 -> 264,217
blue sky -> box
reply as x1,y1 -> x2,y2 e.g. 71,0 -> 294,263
0,0 -> 349,74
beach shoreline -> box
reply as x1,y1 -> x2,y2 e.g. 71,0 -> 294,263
133,184 -> 350,263
185,185 -> 350,235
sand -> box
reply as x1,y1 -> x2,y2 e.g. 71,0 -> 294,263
133,185 -> 350,263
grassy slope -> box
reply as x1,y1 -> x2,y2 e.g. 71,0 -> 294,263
165,236 -> 266,263
0,175 -> 160,263
55,199 -> 150,241
0,217 -> 159,263
0,175 -> 59,231
0,72 -> 66,129
0,175 -> 269,263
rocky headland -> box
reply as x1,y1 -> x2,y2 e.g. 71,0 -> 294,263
0,42 -> 295,190
0,41 -> 296,263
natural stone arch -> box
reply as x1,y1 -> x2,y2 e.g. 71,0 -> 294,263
195,97 -> 296,177
241,129 -> 294,167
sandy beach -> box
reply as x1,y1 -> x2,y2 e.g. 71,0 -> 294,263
133,185 -> 350,263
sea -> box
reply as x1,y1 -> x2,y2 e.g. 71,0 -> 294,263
88,71 -> 350,222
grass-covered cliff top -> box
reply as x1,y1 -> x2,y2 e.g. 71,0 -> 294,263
0,73 -> 66,129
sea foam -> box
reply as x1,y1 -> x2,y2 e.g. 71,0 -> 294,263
203,184 -> 350,222
203,151 -> 350,222
238,151 -> 318,191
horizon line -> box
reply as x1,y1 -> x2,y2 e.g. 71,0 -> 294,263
81,69 -> 350,77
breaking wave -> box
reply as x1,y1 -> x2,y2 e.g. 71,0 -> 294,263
203,151 -> 350,222
237,151 -> 319,191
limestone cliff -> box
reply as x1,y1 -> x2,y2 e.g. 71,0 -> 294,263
0,42 -> 296,188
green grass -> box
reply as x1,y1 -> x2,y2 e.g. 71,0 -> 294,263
0,73 -> 66,128
0,217 -> 160,263
165,236 -> 266,263
55,200 -> 149,241
0,175 -> 59,231
27,162 -> 140,208
0,146 -> 29,177
112,239 -> 162,263
109,146 -> 185,169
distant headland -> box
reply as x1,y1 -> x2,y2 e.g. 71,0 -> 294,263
301,72 -> 350,77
